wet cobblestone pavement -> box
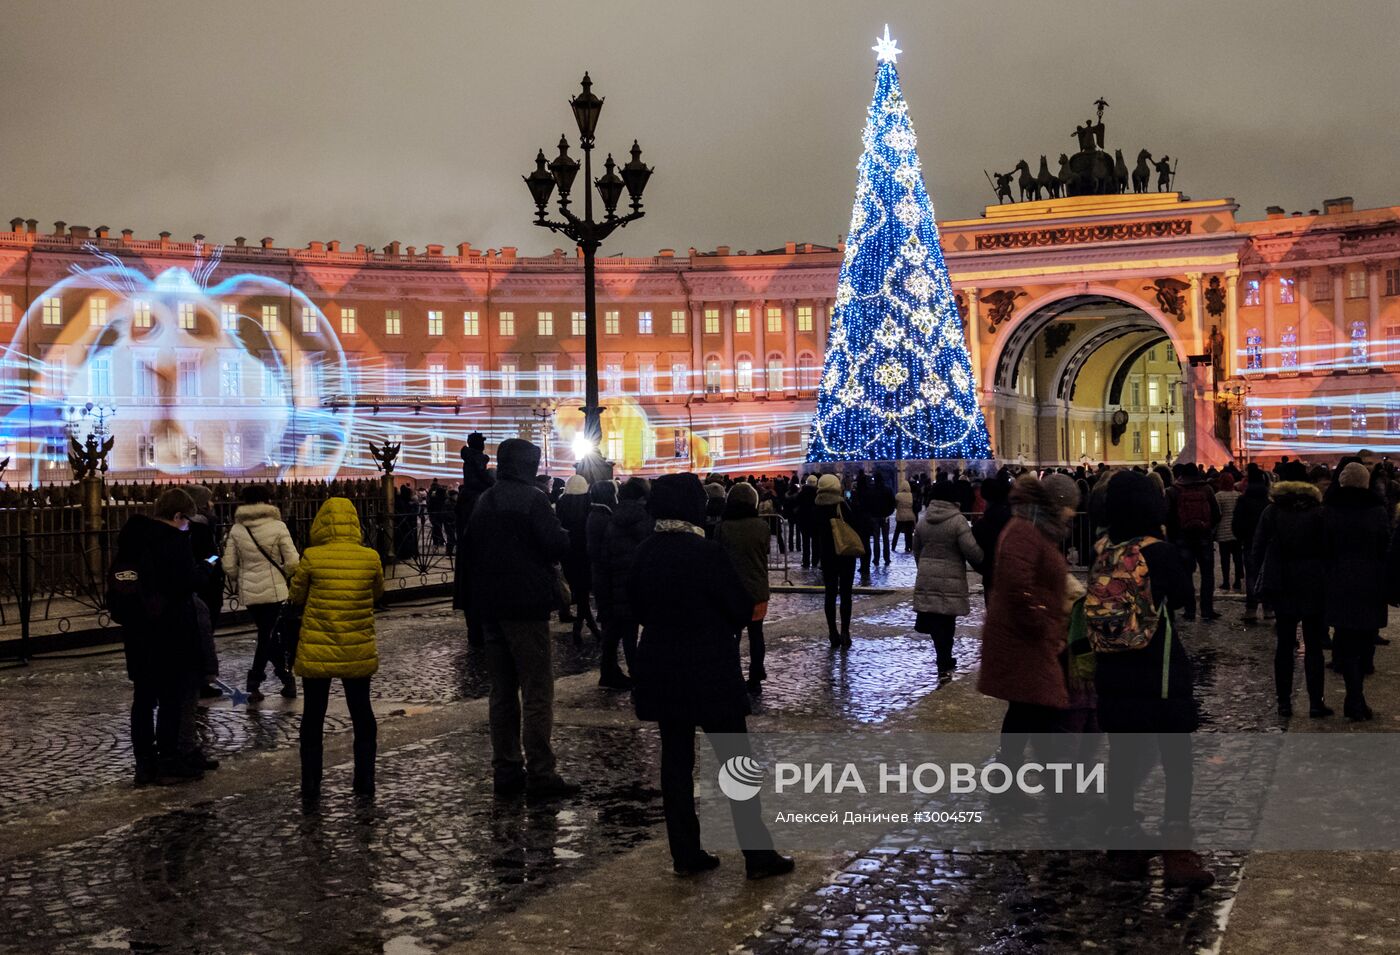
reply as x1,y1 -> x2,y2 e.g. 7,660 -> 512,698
1,550 -> 1397,953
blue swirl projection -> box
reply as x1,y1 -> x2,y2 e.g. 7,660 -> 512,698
0,248 -> 352,483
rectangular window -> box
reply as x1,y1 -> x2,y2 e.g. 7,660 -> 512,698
219,356 -> 242,397
220,302 -> 237,331
604,361 -> 622,394
1132,430 -> 1142,454
1246,408 -> 1265,441
1147,378 -> 1160,407
340,307 -> 356,335
462,311 -> 479,336
1314,268 -> 1332,299
606,431 -> 624,462
571,311 -> 586,336
88,354 -> 113,397
385,356 -> 406,395
428,310 -> 444,336
571,365 -> 584,396
766,307 -> 783,333
178,358 -> 200,397
1386,325 -> 1400,364
1351,404 -> 1369,435
500,360 -> 518,397
463,363 -> 481,398
1278,277 -> 1295,304
0,293 -> 14,324
639,360 -> 656,395
537,359 -> 555,397
90,298 -> 108,327
137,433 -> 156,467
671,362 -> 689,395
133,300 -> 152,329
133,357 -> 155,398
1316,406 -> 1333,436
671,310 -> 686,335
1388,403 -> 1400,434
1147,346 -> 1157,362
260,304 -> 279,334
430,433 -> 446,464
384,309 -> 401,336
704,308 -> 720,335
1283,406 -> 1299,439
177,301 -> 195,330
604,310 -> 620,335
301,306 -> 317,334
537,311 -> 553,336
41,296 -> 62,326
735,308 -> 751,334
1243,279 -> 1261,307
673,428 -> 689,460
1348,270 -> 1367,299
1149,429 -> 1161,454
1130,380 -> 1142,407
797,305 -> 814,332
1386,268 -> 1400,297
499,311 -> 515,336
223,432 -> 242,469
427,362 -> 445,397
1166,344 -> 1175,362
709,431 -> 725,459
736,358 -> 753,392
638,311 -> 653,335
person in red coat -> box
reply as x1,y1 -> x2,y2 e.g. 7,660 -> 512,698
978,473 -> 1082,756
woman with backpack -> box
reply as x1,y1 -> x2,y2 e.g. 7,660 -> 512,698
1089,470 -> 1213,890
223,485 -> 300,703
288,497 -> 384,804
912,482 -> 983,679
811,474 -> 860,649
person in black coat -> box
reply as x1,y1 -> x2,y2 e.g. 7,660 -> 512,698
1232,468 -> 1271,623
1096,470 -> 1213,891
115,488 -> 207,786
585,480 -> 617,643
556,476 -> 599,642
795,475 -> 819,567
812,474 -> 859,647
595,477 -> 652,690
1322,462 -> 1389,720
465,439 -> 576,797
629,473 -> 793,880
971,474 -> 1012,601
1251,477 -> 1330,717
453,433 -> 496,646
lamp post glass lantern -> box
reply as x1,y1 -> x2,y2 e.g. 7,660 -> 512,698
523,72 -> 652,473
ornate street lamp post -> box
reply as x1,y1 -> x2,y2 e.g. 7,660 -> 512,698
524,73 -> 652,477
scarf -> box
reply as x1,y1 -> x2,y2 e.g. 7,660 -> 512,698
655,519 -> 705,537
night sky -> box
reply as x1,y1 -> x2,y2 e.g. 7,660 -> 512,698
3,0 -> 1397,256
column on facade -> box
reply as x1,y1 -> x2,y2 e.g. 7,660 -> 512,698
1261,272 -> 1276,371
690,301 -> 704,398
1331,265 -> 1346,369
721,302 -> 736,395
963,287 -> 984,388
1367,261 -> 1382,364
1225,270 -> 1240,378
783,299 -> 797,396
816,300 -> 829,356
1188,272 -> 1203,359
752,298 -> 767,396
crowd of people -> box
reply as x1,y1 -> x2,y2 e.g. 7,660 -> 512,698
108,434 -> 1400,887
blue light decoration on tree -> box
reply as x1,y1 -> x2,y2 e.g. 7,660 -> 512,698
806,26 -> 992,464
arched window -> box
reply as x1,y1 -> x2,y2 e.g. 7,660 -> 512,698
1246,407 -> 1264,441
1350,321 -> 1369,364
704,355 -> 722,394
1280,325 -> 1298,369
735,354 -> 753,392
766,352 -> 785,392
797,352 -> 817,390
1245,328 -> 1263,370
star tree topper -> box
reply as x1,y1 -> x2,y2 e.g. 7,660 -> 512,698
872,24 -> 901,64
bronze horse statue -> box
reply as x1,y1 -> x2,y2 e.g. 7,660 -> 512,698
1114,149 -> 1129,194
1014,159 -> 1039,202
1036,155 -> 1060,199
1132,149 -> 1153,194
1057,153 -> 1074,195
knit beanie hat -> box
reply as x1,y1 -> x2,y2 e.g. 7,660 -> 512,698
1041,472 -> 1081,511
805,474 -> 819,487
563,474 -> 589,495
817,473 -> 842,494
726,481 -> 759,509
1339,461 -> 1371,488
649,473 -> 706,525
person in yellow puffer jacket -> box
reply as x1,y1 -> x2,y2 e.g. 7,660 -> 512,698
288,497 -> 384,805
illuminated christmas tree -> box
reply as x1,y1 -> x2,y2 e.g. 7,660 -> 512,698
806,27 -> 992,463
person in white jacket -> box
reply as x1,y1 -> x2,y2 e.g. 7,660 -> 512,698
223,485 -> 301,702
893,480 -> 917,553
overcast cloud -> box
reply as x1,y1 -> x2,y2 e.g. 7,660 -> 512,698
3,0 -> 1397,256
